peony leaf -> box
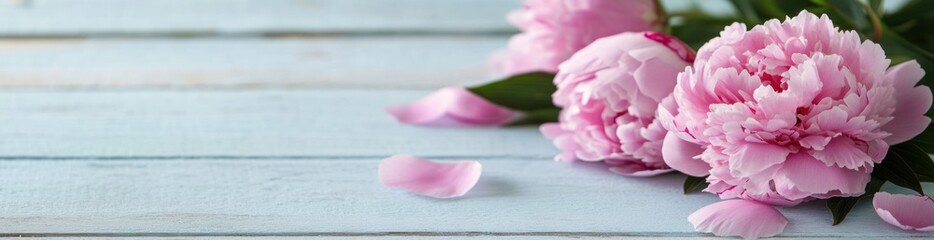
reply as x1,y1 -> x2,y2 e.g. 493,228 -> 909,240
826,0 -> 869,32
468,72 -> 557,111
683,175 -> 709,194
827,177 -> 886,225
873,148 -> 925,194
880,30 -> 934,105
907,125 -> 934,154
506,108 -> 560,126
727,0 -> 761,24
890,142 -> 934,182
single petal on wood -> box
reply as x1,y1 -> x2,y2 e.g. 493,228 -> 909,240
379,154 -> 482,198
689,199 -> 788,239
386,87 -> 516,127
873,192 -> 934,231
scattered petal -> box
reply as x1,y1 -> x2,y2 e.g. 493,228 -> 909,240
689,199 -> 788,239
378,154 -> 482,198
873,192 -> 934,231
387,87 -> 516,127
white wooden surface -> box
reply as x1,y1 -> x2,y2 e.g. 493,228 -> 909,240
0,0 -> 931,239
0,37 -> 507,89
0,0 -> 521,37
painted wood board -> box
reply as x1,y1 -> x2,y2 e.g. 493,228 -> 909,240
0,90 -> 555,157
0,158 -> 929,238
0,37 -> 508,89
0,0 -> 521,37
0,0 -> 740,37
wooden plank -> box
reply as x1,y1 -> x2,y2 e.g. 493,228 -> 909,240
0,90 -> 555,157
0,37 -> 507,89
0,158 -> 929,237
0,0 -> 521,37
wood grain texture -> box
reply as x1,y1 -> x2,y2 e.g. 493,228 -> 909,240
0,90 -> 554,157
0,158 -> 929,237
0,0 -> 521,37
0,37 -> 508,89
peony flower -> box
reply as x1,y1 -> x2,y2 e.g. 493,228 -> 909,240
541,31 -> 695,176
491,0 -> 660,75
387,87 -> 517,127
658,11 -> 933,204
379,154 -> 482,199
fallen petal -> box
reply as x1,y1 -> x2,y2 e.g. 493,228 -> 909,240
689,199 -> 788,239
379,154 -> 482,198
873,192 -> 934,231
387,87 -> 516,126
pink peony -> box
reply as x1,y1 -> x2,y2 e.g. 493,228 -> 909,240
658,11 -> 933,204
491,0 -> 660,75
541,32 -> 694,176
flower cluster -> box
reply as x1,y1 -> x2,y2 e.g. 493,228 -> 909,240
384,1 -> 934,239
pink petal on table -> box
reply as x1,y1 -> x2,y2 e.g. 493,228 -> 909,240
689,199 -> 788,239
873,192 -> 934,231
662,132 -> 710,177
386,87 -> 516,127
378,154 -> 482,199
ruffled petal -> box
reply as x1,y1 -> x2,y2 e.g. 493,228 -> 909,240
689,199 -> 788,239
729,143 -> 790,177
809,137 -> 873,170
882,60 -> 932,145
378,154 -> 482,198
387,87 -> 516,127
873,192 -> 934,231
774,152 -> 869,200
662,132 -> 710,177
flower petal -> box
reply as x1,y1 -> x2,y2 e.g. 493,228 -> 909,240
662,132 -> 710,177
689,199 -> 788,239
774,152 -> 869,200
386,87 -> 516,126
607,160 -> 674,177
808,137 -> 873,170
729,143 -> 790,177
378,154 -> 482,198
873,192 -> 934,231
882,60 -> 932,145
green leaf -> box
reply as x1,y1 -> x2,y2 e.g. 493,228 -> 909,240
907,125 -> 934,154
827,177 -> 885,225
506,108 -> 560,126
670,13 -> 735,49
890,142 -> 934,182
728,0 -> 761,24
873,149 -> 925,194
683,175 -> 709,194
826,0 -> 869,31
468,72 -> 557,111
880,30 -> 934,103
869,0 -> 883,16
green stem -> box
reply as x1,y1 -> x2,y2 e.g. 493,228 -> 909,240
860,2 -> 884,42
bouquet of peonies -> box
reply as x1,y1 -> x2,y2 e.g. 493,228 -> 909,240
384,0 -> 934,238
